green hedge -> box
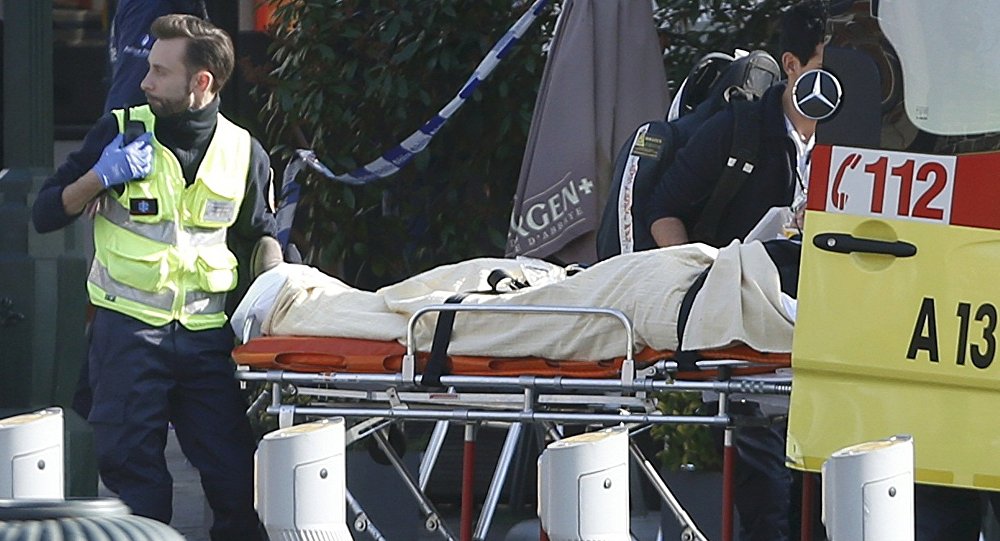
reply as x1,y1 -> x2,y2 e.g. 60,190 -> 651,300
257,0 -> 798,287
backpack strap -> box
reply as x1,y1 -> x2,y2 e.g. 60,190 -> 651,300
691,99 -> 763,246
596,121 -> 677,260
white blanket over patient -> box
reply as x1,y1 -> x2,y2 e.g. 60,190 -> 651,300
233,241 -> 794,360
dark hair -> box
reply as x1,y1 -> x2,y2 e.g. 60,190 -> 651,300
150,14 -> 234,93
779,0 -> 829,65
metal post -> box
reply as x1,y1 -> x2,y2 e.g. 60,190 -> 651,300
347,489 -> 387,541
473,422 -> 522,541
460,423 -> 478,541
628,439 -> 708,541
714,365 -> 735,541
3,0 -> 53,169
719,388 -> 735,541
371,429 -> 456,541
419,420 -> 450,491
801,472 -> 815,541
0,1 -> 94,500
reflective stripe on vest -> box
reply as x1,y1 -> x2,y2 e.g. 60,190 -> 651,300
184,290 -> 228,316
89,261 -> 229,317
89,260 -> 175,312
87,104 -> 250,330
98,197 -> 229,247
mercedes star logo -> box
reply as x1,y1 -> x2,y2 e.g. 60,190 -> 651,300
792,68 -> 843,121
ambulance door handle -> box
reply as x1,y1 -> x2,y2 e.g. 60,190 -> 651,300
813,233 -> 917,257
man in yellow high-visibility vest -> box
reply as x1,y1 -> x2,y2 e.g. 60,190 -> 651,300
33,14 -> 274,539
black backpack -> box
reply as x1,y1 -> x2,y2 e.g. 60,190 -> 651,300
595,50 -> 781,260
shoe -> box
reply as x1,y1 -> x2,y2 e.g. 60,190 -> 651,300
250,236 -> 284,279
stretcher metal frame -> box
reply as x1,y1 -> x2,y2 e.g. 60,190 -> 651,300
237,304 -> 792,541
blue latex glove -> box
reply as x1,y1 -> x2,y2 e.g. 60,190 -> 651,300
92,132 -> 154,188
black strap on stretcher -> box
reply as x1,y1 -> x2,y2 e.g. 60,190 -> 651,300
674,266 -> 712,372
422,293 -> 469,387
422,269 -> 529,387
425,264 -> 714,382
674,238 -> 801,373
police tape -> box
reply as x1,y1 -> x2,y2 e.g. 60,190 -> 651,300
288,0 -> 552,186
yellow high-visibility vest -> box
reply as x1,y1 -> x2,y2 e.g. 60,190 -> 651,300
87,105 -> 250,330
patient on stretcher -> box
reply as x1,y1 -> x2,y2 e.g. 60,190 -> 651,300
232,239 -> 799,363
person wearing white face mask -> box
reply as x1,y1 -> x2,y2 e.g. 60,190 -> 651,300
644,3 -> 829,539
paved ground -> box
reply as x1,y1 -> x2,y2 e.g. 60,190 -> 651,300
163,429 -> 213,540
97,428 -> 211,540
108,427 -> 667,541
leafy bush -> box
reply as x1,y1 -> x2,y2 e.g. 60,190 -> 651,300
257,0 -> 557,288
651,391 -> 722,472
255,0 -> 798,288
655,0 -> 800,87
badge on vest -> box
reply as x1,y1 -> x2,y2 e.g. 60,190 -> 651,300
203,200 -> 236,223
129,198 -> 159,216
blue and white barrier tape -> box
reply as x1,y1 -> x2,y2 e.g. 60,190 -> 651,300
275,150 -> 310,248
290,0 -> 551,186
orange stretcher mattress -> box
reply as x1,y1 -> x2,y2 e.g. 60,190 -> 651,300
233,336 -> 791,379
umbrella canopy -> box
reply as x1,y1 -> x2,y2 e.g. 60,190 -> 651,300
506,0 -> 670,264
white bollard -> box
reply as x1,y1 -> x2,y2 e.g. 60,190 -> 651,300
538,426 -> 630,541
255,418 -> 353,541
822,434 -> 914,541
0,407 -> 64,500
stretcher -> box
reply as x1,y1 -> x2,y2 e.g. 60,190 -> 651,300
236,303 -> 794,541
234,332 -> 789,378
233,243 -> 799,540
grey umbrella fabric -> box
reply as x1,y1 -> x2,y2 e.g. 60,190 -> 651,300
506,0 -> 669,264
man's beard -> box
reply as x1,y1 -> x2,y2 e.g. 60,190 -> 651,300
147,94 -> 192,117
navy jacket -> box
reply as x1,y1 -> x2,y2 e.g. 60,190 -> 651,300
646,84 -> 798,247
32,99 -> 276,314
105,0 -> 207,111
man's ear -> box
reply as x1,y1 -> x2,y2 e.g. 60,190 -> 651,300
781,51 -> 801,78
192,70 -> 214,93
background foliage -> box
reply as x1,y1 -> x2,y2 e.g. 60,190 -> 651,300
257,0 -> 799,287
650,391 -> 722,471
655,0 -> 799,85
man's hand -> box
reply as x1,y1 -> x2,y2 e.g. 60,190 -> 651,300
92,132 -> 154,188
650,217 -> 689,248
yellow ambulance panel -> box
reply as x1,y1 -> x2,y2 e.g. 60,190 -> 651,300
788,144 -> 1000,490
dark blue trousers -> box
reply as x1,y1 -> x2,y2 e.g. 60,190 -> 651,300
707,399 -> 794,541
729,401 -> 793,541
914,484 -> 982,541
87,308 -> 261,541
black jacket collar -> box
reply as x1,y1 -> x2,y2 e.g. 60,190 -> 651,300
152,97 -> 221,185
154,97 -> 220,151
762,83 -> 791,139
